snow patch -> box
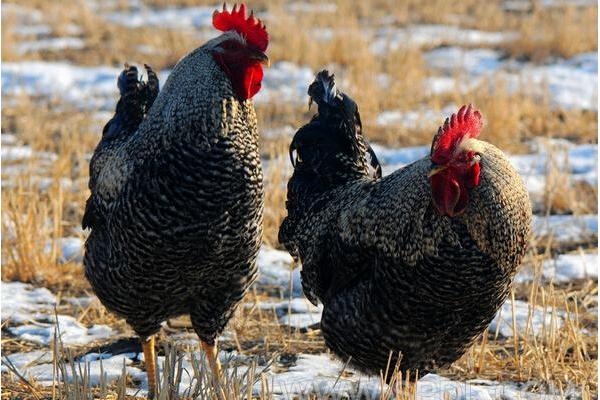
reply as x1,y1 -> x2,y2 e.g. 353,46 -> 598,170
287,3 -> 337,13
1,145 -> 57,164
66,296 -> 95,308
424,48 -> 598,110
418,374 -> 563,400
44,236 -> 85,263
517,252 -> 598,283
1,4 -> 43,24
251,298 -> 323,328
424,47 -> 505,76
1,62 -> 171,111
514,53 -> 598,110
266,354 -> 564,399
1,343 -> 568,398
1,133 -> 19,145
369,144 -> 429,167
254,298 -> 322,316
1,350 -> 53,373
26,354 -> 144,387
2,60 -> 313,109
2,145 -> 33,161
263,125 -> 296,139
2,62 -> 124,110
2,282 -> 112,346
280,313 -> 321,329
504,0 -> 596,10
256,246 -> 303,297
509,139 -> 598,199
255,62 -> 314,105
1,281 -> 57,324
490,300 -> 564,338
542,252 -> 598,282
424,76 -> 467,96
17,37 -> 85,55
532,214 -> 597,242
376,104 -> 458,129
265,354 -> 379,397
11,24 -> 53,36
102,6 -> 214,30
372,25 -> 517,54
9,314 -> 113,346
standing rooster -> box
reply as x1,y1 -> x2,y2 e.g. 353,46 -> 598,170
279,71 -> 532,376
83,4 -> 269,395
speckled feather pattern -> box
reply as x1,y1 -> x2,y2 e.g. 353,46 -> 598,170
280,140 -> 531,375
83,47 -> 264,343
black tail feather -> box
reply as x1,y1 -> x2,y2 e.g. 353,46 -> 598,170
102,63 -> 160,141
366,144 -> 382,179
142,64 -> 159,112
297,69 -> 382,179
308,70 -> 338,110
117,64 -> 140,97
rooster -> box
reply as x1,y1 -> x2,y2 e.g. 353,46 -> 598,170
279,71 -> 532,376
82,4 -> 269,395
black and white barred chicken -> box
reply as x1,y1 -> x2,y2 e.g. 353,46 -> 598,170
82,4 -> 269,395
279,71 -> 532,377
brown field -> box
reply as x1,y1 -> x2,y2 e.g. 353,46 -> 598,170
1,0 -> 597,399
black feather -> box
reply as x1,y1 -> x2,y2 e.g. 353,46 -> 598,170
307,70 -> 339,110
102,64 -> 159,141
287,69 -> 380,185
83,64 -> 161,231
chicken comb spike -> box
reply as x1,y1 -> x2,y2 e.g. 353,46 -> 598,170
212,3 -> 269,52
430,104 -> 483,164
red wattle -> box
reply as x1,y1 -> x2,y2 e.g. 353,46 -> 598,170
431,171 -> 459,216
430,168 -> 470,217
466,162 -> 480,188
213,54 -> 264,100
243,63 -> 263,99
453,180 -> 469,216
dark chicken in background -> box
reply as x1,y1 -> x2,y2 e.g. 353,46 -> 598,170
83,4 -> 268,395
279,71 -> 532,376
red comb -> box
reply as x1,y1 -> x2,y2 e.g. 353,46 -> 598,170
431,104 -> 483,164
212,3 -> 269,52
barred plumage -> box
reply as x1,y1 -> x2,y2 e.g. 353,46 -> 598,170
84,49 -> 263,340
279,71 -> 532,376
83,18 -> 267,392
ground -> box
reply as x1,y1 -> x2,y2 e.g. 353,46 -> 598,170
1,0 -> 597,399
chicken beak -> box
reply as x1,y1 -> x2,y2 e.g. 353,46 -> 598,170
428,164 -> 447,178
250,50 -> 270,67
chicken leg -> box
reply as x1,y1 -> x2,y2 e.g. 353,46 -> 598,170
142,336 -> 157,398
201,340 -> 222,378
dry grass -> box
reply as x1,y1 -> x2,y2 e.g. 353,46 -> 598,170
1,278 -> 596,398
502,4 -> 598,61
451,267 -> 597,396
541,148 -> 598,215
2,0 -> 597,151
1,0 -> 597,398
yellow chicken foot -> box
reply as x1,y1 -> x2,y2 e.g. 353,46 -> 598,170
142,336 -> 157,398
201,341 -> 226,399
201,340 -> 222,378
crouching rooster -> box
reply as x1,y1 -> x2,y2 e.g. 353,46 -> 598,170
279,71 -> 532,377
83,4 -> 269,396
